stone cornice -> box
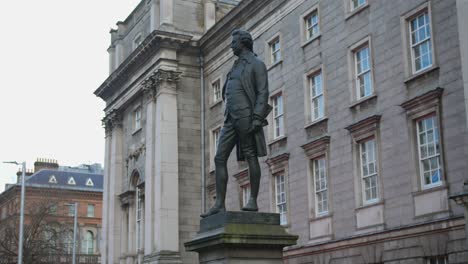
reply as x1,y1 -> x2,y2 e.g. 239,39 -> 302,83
233,168 -> 249,184
301,136 -> 330,159
95,30 -> 193,100
266,153 -> 290,173
400,87 -> 443,112
345,115 -> 381,136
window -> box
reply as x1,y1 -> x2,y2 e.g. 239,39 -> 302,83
134,107 -> 141,132
241,184 -> 251,207
85,178 -> 94,187
82,231 -> 94,254
304,10 -> 319,41
417,115 -> 442,188
87,204 -> 95,217
313,158 -> 328,216
272,93 -> 284,139
354,44 -> 373,99
409,11 -> 433,73
269,37 -> 281,65
212,79 -> 221,103
213,128 -> 220,154
426,256 -> 447,264
351,0 -> 366,11
274,173 -> 287,225
136,186 -> 143,251
49,175 -> 57,184
309,71 -> 324,121
133,34 -> 143,50
50,203 -> 57,215
360,138 -> 379,204
67,176 -> 76,185
67,203 -> 76,216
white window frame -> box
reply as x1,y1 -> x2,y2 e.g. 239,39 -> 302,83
67,176 -> 76,185
304,8 -> 320,42
271,92 -> 284,139
212,78 -> 222,103
209,125 -> 222,171
270,37 -> 281,65
351,0 -> 366,11
133,33 -> 143,51
136,186 -> 143,251
49,175 -> 57,184
84,231 -> 94,254
359,138 -> 379,205
274,172 -> 288,225
416,115 -> 442,189
354,44 -> 373,100
409,11 -> 433,73
309,70 -> 324,122
67,203 -> 75,217
87,204 -> 95,217
133,107 -> 142,132
313,157 -> 328,216
241,184 -> 251,207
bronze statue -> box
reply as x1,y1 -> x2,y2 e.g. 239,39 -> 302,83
201,29 -> 271,218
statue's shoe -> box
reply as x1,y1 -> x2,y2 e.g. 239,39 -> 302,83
241,200 -> 258,212
200,206 -> 226,218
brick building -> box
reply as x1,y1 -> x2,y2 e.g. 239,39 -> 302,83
0,159 -> 103,263
96,0 -> 468,263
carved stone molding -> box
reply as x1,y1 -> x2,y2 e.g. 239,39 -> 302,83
102,110 -> 123,136
119,190 -> 135,207
345,115 -> 381,141
301,136 -> 330,160
265,153 -> 290,174
128,145 -> 146,160
400,87 -> 443,117
142,69 -> 182,101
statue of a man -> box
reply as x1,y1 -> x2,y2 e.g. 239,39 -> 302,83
202,29 -> 271,218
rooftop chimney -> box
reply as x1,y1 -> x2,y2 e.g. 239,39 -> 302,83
34,158 -> 59,172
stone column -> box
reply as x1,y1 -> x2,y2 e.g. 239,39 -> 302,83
108,113 -> 124,264
143,69 -> 182,264
119,206 -> 129,264
127,199 -> 136,264
150,0 -> 160,32
159,0 -> 173,26
143,82 -> 156,254
108,46 -> 116,74
203,0 -> 216,31
102,116 -> 114,264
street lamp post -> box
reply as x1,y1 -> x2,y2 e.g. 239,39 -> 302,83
3,161 -> 26,264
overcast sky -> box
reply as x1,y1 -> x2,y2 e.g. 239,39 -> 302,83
0,0 -> 141,192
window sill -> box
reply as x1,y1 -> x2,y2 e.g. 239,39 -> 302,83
209,99 -> 223,109
132,128 -> 142,135
355,200 -> 384,211
304,117 -> 328,129
267,59 -> 283,71
345,3 -> 370,20
268,135 -> 287,146
412,183 -> 446,197
349,94 -> 377,109
404,65 -> 439,85
309,212 -> 333,222
301,33 -> 321,49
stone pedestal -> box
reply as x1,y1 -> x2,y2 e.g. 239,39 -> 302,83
184,211 -> 298,264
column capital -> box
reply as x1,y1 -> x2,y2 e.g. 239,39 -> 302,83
102,110 -> 123,136
142,69 -> 182,101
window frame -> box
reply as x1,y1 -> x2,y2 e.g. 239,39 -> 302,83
241,184 -> 251,207
415,114 -> 443,190
358,137 -> 380,205
348,36 -> 375,103
133,33 -> 143,51
306,67 -> 326,123
209,125 -> 222,171
350,0 -> 366,11
312,156 -> 329,217
274,172 -> 288,225
265,32 -> 283,68
266,153 -> 290,226
136,186 -> 143,251
87,204 -> 95,218
211,77 -> 222,104
133,106 -> 142,133
300,4 -> 321,46
401,2 -> 437,78
270,91 -> 285,140
409,11 -> 433,73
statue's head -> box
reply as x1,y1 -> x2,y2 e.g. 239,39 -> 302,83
231,29 -> 253,56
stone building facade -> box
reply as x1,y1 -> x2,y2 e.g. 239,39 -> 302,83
96,0 -> 468,263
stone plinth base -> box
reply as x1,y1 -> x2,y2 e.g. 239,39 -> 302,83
143,251 -> 182,264
184,211 -> 298,264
